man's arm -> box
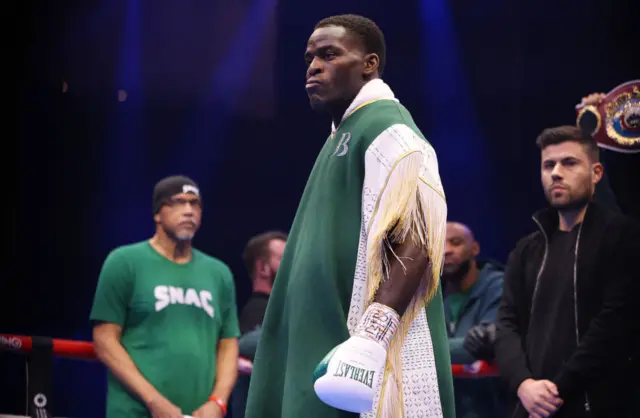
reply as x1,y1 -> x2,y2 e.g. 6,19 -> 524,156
192,267 -> 241,417
552,221 -> 640,397
476,277 -> 504,324
238,326 -> 262,361
494,248 -> 533,395
374,240 -> 429,316
93,323 -> 168,408
90,249 -> 179,414
211,266 -> 241,404
448,338 -> 477,364
210,338 -> 239,404
452,277 -> 504,364
364,125 -> 447,324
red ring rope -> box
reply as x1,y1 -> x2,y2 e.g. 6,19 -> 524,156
0,334 -> 499,377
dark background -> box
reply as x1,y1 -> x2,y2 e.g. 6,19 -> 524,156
5,0 -> 638,416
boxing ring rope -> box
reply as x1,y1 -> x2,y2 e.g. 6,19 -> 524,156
1,333 -> 498,417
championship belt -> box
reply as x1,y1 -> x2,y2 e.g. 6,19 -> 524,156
575,80 -> 640,153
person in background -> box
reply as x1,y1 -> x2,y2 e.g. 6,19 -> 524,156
238,231 -> 287,334
578,87 -> 640,417
90,175 -> 240,418
495,126 -> 639,418
231,231 -> 287,418
441,221 -> 507,418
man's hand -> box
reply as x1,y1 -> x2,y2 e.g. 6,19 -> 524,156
192,400 -> 223,418
93,323 -> 182,417
517,379 -> 563,418
463,321 -> 497,361
581,92 -> 605,106
145,395 -> 183,418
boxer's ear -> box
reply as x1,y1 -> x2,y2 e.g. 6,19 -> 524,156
363,53 -> 379,76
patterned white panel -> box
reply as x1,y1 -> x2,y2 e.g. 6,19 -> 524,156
400,311 -> 443,417
347,124 -> 442,417
347,224 -> 368,333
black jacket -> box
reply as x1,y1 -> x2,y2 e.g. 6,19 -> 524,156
495,202 -> 640,417
239,291 -> 270,335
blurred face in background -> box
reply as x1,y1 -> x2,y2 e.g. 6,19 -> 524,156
257,239 -> 286,284
442,222 -> 479,284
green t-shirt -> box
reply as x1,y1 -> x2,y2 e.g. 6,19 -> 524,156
448,291 -> 470,325
90,241 -> 240,417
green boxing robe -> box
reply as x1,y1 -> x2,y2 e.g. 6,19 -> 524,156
244,79 -> 455,418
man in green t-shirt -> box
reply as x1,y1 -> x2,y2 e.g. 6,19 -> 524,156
90,175 -> 240,418
441,222 -> 507,418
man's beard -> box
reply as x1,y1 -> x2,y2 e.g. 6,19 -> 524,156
163,225 -> 195,242
442,259 -> 471,284
546,187 -> 592,211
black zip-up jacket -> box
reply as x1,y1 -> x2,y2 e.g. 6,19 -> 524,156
495,202 -> 640,417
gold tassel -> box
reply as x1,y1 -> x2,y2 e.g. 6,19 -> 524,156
379,368 -> 401,418
366,150 -> 448,418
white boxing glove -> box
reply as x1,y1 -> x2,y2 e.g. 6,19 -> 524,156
312,302 -> 400,413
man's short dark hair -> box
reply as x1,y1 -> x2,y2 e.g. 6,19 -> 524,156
242,231 -> 288,280
535,125 -> 600,162
315,14 -> 386,77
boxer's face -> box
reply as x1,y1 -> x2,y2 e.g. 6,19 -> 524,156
304,26 -> 378,111
155,192 -> 202,241
541,141 -> 603,211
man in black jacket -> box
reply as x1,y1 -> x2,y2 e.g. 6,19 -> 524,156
495,125 -> 640,418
